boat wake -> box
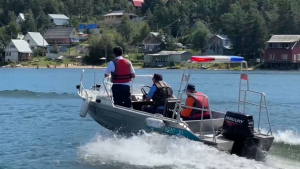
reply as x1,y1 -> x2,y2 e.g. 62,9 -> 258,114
0,90 -> 78,99
78,132 -> 279,169
273,130 -> 300,145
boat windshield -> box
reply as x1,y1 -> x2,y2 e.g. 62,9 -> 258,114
103,75 -> 153,96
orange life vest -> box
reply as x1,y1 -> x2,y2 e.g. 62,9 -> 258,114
111,58 -> 132,83
189,92 -> 210,119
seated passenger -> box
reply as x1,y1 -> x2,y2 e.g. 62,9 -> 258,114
180,83 -> 211,120
142,73 -> 173,114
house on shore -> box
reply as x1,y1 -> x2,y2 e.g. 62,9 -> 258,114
264,35 -> 300,69
144,50 -> 192,67
142,32 -> 164,54
5,39 -> 32,62
44,27 -> 79,46
103,10 -> 138,23
48,14 -> 69,26
23,32 -> 49,50
203,34 -> 233,55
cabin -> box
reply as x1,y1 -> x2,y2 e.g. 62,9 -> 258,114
23,32 -> 48,50
203,35 -> 233,55
144,50 -> 192,67
43,27 -> 79,46
5,40 -> 32,62
48,14 -> 69,26
264,35 -> 300,69
142,32 -> 164,54
103,10 -> 138,23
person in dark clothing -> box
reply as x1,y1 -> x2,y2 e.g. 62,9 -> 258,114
104,46 -> 135,108
142,73 -> 173,114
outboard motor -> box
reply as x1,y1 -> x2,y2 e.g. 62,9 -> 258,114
222,111 -> 260,160
222,111 -> 254,140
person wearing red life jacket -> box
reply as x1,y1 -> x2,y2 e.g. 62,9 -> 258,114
180,83 -> 211,120
104,46 -> 135,108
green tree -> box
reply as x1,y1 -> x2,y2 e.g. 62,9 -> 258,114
21,10 -> 37,33
119,15 -> 133,42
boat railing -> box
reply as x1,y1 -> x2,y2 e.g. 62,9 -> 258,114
78,70 -> 89,100
238,61 -> 272,136
238,89 -> 272,135
174,91 -> 216,142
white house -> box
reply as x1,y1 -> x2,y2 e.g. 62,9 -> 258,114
5,40 -> 32,62
48,14 -> 69,26
16,13 -> 25,27
23,32 -> 49,50
142,32 -> 164,53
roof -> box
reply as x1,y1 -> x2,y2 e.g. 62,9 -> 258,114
10,40 -> 32,53
267,35 -> 300,43
143,32 -> 163,44
27,32 -> 49,47
44,27 -> 75,39
19,13 -> 25,20
151,32 -> 159,37
103,10 -> 137,17
86,24 -> 98,29
148,50 -> 188,56
132,0 -> 144,7
48,14 -> 69,20
78,24 -> 85,29
216,34 -> 232,49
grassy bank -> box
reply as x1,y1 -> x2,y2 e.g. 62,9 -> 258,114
14,57 -> 73,68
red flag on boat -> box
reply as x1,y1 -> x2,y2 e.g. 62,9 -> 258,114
241,74 -> 248,80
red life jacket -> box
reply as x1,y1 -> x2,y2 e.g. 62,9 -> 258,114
189,92 -> 210,119
111,58 -> 132,83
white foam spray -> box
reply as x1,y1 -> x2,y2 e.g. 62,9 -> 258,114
78,132 -> 276,169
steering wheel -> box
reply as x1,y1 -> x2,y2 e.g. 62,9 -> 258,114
141,86 -> 151,100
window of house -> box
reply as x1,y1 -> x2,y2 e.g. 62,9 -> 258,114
285,43 -> 289,48
10,45 -> 15,48
27,40 -> 30,43
281,54 -> 288,60
297,54 -> 300,60
269,54 -> 274,60
269,43 -> 272,48
31,47 -> 34,50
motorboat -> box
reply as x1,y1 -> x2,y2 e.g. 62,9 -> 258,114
76,55 -> 274,161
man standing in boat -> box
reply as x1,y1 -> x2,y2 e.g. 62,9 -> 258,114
142,73 -> 173,114
180,83 -> 211,120
104,46 -> 135,108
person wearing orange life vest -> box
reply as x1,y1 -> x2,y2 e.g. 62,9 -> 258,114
104,46 -> 135,108
180,83 -> 211,121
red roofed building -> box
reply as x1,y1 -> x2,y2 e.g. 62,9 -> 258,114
264,35 -> 300,69
129,0 -> 144,8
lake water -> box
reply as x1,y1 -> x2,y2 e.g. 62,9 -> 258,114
1,68 -> 300,169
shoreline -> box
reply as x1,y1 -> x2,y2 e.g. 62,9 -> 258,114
1,65 -> 257,71
3,65 -> 298,71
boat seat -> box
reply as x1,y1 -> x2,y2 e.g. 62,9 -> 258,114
163,98 -> 180,118
132,101 -> 153,111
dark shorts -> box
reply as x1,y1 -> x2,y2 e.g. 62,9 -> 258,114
142,105 -> 164,114
111,84 -> 132,108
